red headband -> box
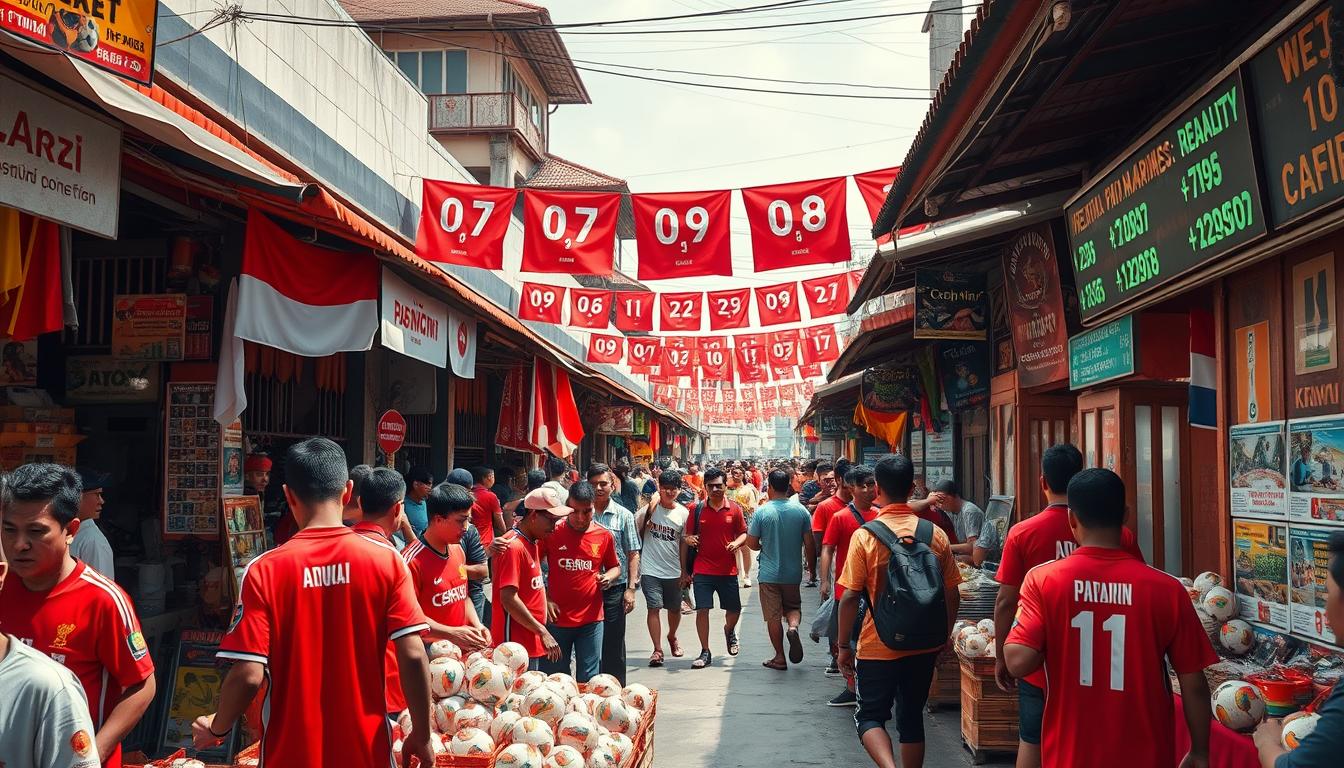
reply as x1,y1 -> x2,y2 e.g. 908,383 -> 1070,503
244,455 -> 272,472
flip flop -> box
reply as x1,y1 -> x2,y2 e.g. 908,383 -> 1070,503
649,650 -> 664,667
762,659 -> 787,671
692,650 -> 712,669
725,629 -> 740,656
786,628 -> 804,664
668,637 -> 684,657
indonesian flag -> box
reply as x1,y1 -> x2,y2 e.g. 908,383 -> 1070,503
529,357 -> 585,457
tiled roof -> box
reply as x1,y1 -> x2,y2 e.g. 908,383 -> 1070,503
342,0 -> 544,23
523,155 -> 628,191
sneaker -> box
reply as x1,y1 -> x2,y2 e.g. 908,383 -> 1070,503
824,665 -> 841,677
827,689 -> 857,707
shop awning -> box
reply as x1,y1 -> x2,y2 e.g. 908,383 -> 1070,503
796,371 -> 863,429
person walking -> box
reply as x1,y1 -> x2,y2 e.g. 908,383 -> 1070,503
809,459 -> 849,590
745,469 -> 814,671
638,469 -> 690,667
819,464 -> 879,707
685,467 -> 747,669
70,468 -> 114,578
589,463 -> 641,684
470,466 -> 506,545
836,455 -> 961,768
612,460 -> 641,514
493,488 -> 567,670
445,469 -> 492,626
727,466 -> 761,587
538,481 -> 620,682
401,465 -> 433,538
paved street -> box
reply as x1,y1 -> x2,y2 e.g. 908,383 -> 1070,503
617,582 -> 1014,767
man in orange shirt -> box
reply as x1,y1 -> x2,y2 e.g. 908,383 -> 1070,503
837,455 -> 961,768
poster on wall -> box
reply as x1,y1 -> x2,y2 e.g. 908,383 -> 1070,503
112,294 -> 187,361
938,341 -> 989,411
158,630 -> 231,761
924,429 -> 954,489
163,382 -> 220,538
914,270 -> 988,340
1002,224 -> 1070,387
0,340 -> 37,386
1233,322 -> 1272,424
597,406 -> 635,434
221,420 -> 244,497
910,429 -> 924,467
1292,254 -> 1337,376
1289,525 -> 1339,646
1288,415 -> 1344,523
1229,421 -> 1288,519
1232,519 -> 1290,629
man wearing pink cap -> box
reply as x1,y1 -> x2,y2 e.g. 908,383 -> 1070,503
492,487 -> 568,669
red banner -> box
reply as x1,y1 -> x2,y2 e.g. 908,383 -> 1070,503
417,180 -> 518,268
629,337 -> 662,368
802,323 -> 841,364
735,345 -> 767,384
768,335 -> 799,367
614,291 -> 655,332
799,362 -> 823,378
521,189 -> 620,274
568,288 -> 612,329
659,292 -> 703,332
494,366 -> 535,452
801,273 -> 851,319
854,166 -> 900,243
586,333 -> 625,364
755,281 -> 801,326
698,336 -> 728,350
706,287 -> 751,330
741,177 -> 850,272
660,345 -> 695,377
699,345 -> 733,380
518,282 -> 566,324
735,331 -> 768,350
632,190 -> 732,280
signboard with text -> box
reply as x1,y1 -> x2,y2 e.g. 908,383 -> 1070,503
112,294 -> 186,360
380,267 -> 447,368
1069,316 -> 1136,390
1,0 -> 159,84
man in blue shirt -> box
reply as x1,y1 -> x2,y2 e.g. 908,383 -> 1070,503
588,463 -> 641,684
742,468 -> 815,670
1255,530 -> 1344,768
402,465 -> 433,536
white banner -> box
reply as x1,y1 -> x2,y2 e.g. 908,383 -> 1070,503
380,267 -> 447,368
448,309 -> 477,379
1,72 -> 121,237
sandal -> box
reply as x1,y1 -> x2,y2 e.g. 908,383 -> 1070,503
668,637 -> 684,657
725,629 -> 740,656
762,659 -> 787,671
692,650 -> 712,669
786,628 -> 804,664
649,650 -> 664,667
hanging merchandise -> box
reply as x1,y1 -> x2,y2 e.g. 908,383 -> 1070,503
586,333 -> 625,364
615,291 -> 656,332
801,272 -> 852,319
631,190 -> 733,279
495,365 -> 535,453
755,281 -> 802,326
518,282 -> 566,324
660,291 -> 703,332
416,180 -> 517,269
855,363 -> 918,450
568,288 -> 612,330
741,176 -> 852,272
529,357 -> 585,457
707,287 -> 752,330
520,189 -> 620,275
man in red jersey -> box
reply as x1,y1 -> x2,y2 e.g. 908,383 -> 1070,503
470,467 -> 506,544
992,443 -> 1145,768
684,467 -> 747,669
1004,468 -> 1214,768
193,438 -> 435,768
537,480 -> 619,681
493,486 -> 566,669
0,463 -> 155,768
820,463 -> 879,707
811,459 -> 852,587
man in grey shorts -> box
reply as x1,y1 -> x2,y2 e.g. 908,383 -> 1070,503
638,469 -> 689,667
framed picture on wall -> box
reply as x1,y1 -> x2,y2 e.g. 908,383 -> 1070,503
1292,253 -> 1337,376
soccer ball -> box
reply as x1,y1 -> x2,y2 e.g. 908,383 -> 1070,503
491,710 -> 523,744
567,695 -> 593,715
605,733 -> 634,763
594,696 -> 633,734
494,642 -> 532,677
169,760 -> 206,768
962,633 -> 989,657
468,662 -> 514,707
501,693 -> 528,713
1212,680 -> 1266,731
429,639 -> 462,661
514,670 -> 550,697
496,743 -> 546,768
621,683 -> 653,712
464,650 -> 490,670
1282,711 -> 1320,749
1203,586 -> 1239,622
975,619 -> 996,638
586,674 -> 622,699
452,700 -> 493,732
556,711 -> 601,753
1194,571 -> 1224,597
955,626 -> 980,646
1219,619 -> 1255,655
547,673 -> 581,700
396,708 -> 414,735
586,747 -> 620,768
509,717 -> 556,755
432,698 -> 462,733
432,734 -> 448,754
1186,585 -> 1205,603
429,658 -> 466,699
449,727 -> 495,756
543,745 -> 586,768
525,685 -> 568,728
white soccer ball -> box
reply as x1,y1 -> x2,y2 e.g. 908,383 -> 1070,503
432,697 -> 462,733
567,695 -> 593,715
432,734 -> 448,754
594,696 -> 633,735
961,633 -> 989,656
585,746 -> 620,768
1202,586 -> 1238,622
509,717 -> 556,755
464,650 -> 490,670
490,710 -> 523,744
468,662 -> 514,707
1219,619 -> 1255,655
525,685 -> 568,728
546,673 -> 580,700
1282,712 -> 1321,750
449,727 -> 495,756
1194,571 -> 1224,598
1212,680 -> 1267,731
494,641 -> 532,677
620,683 -> 653,712
956,626 -> 980,646
496,742 -> 546,768
501,692 -> 529,714
514,670 -> 550,697
428,639 -> 462,661
429,657 -> 466,699
396,708 -> 414,736
556,711 -> 601,753
543,744 -> 587,768
586,674 -> 622,699
604,732 -> 634,763
452,700 -> 493,732
975,619 -> 996,638
169,760 -> 206,768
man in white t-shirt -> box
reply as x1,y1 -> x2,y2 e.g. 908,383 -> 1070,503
69,468 -> 115,578
637,469 -> 689,667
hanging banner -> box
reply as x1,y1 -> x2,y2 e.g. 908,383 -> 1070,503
0,0 -> 158,85
853,166 -> 901,231
799,362 -> 824,378
1288,415 -> 1344,524
614,291 -> 655,332
520,189 -> 619,275
1003,224 -> 1070,387
801,272 -> 852,319
632,190 -> 733,279
735,345 -> 767,384
938,341 -> 990,411
448,311 -> 477,380
568,288 -> 612,330
417,180 -> 517,269
768,335 -> 799,367
628,337 -> 662,368
742,176 -> 851,272
659,291 -> 703,332
1232,519 -> 1290,629
380,267 -> 448,368
802,324 -> 840,364
707,287 -> 752,330
1289,524 -> 1339,646
1229,421 -> 1288,519
699,345 -> 733,380
914,270 -> 989,340
586,333 -> 625,364
659,345 -> 695,377
496,366 -> 536,453
755,281 -> 802,326
517,283 -> 565,324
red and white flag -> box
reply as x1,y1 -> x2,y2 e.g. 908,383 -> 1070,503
632,190 -> 732,279
447,309 -> 477,379
706,287 -> 751,330
495,366 -> 535,452
416,180 -> 517,268
755,281 -> 801,326
629,337 -> 662,368
530,357 -> 585,457
802,324 -> 841,364
699,345 -> 733,381
521,189 -> 619,275
518,283 -> 566,324
615,291 -> 656,332
659,292 -> 703,332
568,288 -> 612,329
801,273 -> 851,319
741,176 -> 851,272
586,334 -> 625,364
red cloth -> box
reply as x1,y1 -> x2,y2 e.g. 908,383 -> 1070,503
1172,694 -> 1259,768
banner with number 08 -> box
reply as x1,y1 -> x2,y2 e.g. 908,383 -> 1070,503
517,282 -> 565,324
631,190 -> 733,280
741,176 -> 851,272
416,180 -> 518,269
521,189 -> 620,275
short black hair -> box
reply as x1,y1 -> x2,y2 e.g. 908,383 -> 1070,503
815,461 -> 834,476
1067,468 -> 1126,529
586,463 -> 611,481
470,466 -> 493,484
703,467 -> 726,485
833,458 -> 852,483
874,455 -> 914,502
1329,531 -> 1344,593
1042,443 -> 1084,494
286,438 -> 349,505
427,482 -> 474,519
931,479 -> 960,497
3,463 -> 80,527
568,480 -> 596,504
767,468 -> 791,493
658,469 -> 682,488
802,459 -> 820,472
349,464 -> 374,499
405,465 -> 433,486
526,469 -> 547,491
359,467 -> 405,517
656,457 -> 672,471
545,456 -> 568,479
845,464 -> 874,487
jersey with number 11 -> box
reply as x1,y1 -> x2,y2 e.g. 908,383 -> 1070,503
1006,547 -> 1217,768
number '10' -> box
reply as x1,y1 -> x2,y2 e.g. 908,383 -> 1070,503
1303,72 -> 1339,131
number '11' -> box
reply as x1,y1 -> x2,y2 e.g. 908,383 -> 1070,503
1070,611 -> 1126,690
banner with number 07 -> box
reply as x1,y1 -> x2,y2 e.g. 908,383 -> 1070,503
416,180 -> 518,269
521,189 -> 620,275
741,176 -> 851,272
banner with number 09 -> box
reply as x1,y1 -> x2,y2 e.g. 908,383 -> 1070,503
631,190 -> 733,280
586,333 -> 625,364
416,180 -> 518,269
521,189 -> 620,275
741,176 -> 851,272
754,281 -> 801,326
518,282 -> 566,324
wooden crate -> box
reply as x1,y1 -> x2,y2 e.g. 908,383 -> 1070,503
927,650 -> 961,710
959,657 -> 1019,765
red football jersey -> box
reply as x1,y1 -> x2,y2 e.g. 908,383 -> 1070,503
471,485 -> 501,547
822,503 -> 880,600
0,561 -> 155,768
218,527 -> 429,768
689,499 -> 746,577
1006,548 -> 1217,768
491,530 -> 548,656
538,524 -> 619,627
402,540 -> 471,628
811,494 -> 844,534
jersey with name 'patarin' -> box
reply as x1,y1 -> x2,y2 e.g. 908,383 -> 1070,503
219,527 -> 428,768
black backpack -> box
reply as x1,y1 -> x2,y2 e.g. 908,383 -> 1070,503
861,518 -> 947,651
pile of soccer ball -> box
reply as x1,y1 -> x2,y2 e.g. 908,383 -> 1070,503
1211,679 -> 1321,750
1181,571 -> 1254,657
952,618 -> 997,658
393,639 -> 653,768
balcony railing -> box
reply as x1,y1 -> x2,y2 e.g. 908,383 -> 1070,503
427,92 -> 544,158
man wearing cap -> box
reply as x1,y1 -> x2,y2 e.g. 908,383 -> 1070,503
492,487 -> 566,670
71,468 -> 114,578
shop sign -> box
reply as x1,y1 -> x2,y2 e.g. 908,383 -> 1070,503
1290,253 -> 1337,376
819,412 -> 850,437
377,409 -> 406,455
1231,519 -> 1289,629
1065,71 -> 1265,322
1288,524 -> 1339,646
1,0 -> 158,84
597,406 -> 635,434
220,420 -> 243,497
1229,421 -> 1288,519
0,73 -> 121,237
1287,415 -> 1344,524
1003,224 -> 1070,387
913,270 -> 987,340
65,355 -> 158,402
380,268 -> 447,368
185,296 -> 212,361
1068,316 -> 1135,390
937,341 -> 990,411
112,293 -> 187,360
1233,321 -> 1272,423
